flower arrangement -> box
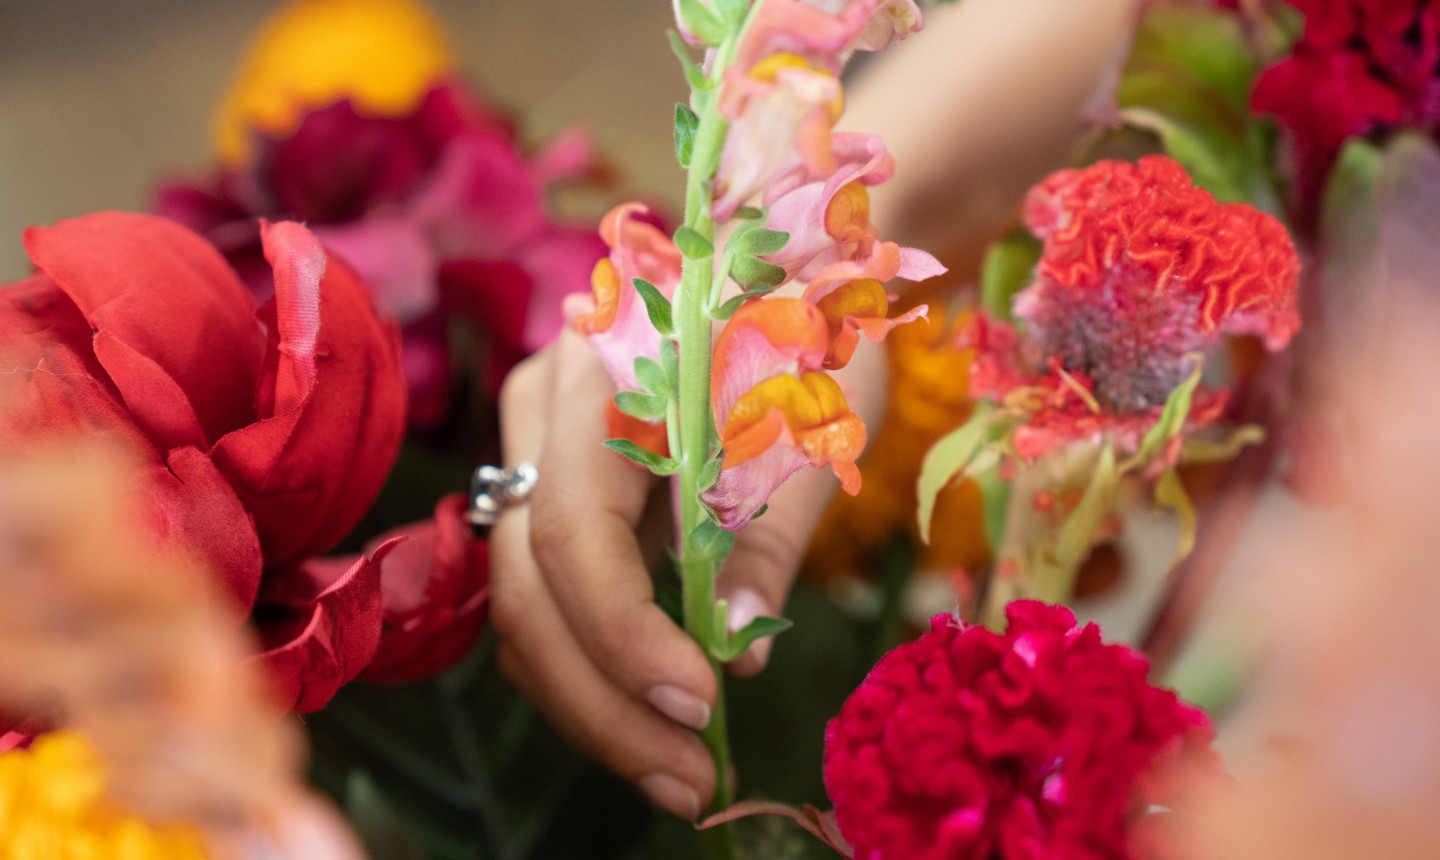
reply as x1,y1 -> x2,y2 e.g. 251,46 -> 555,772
3,0 -> 1439,857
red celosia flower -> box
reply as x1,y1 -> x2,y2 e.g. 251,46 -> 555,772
823,601 -> 1220,860
972,156 -> 1299,461
0,212 -> 407,710
1250,0 -> 1440,217
154,82 -> 606,428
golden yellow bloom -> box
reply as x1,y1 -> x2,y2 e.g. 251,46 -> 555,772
804,308 -> 990,582
215,0 -> 453,162
0,732 -> 210,860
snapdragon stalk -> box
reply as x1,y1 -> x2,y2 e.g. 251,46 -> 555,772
669,9 -> 759,858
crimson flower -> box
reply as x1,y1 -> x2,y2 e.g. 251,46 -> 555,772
971,156 -> 1299,462
0,212 -> 406,710
1250,0 -> 1440,217
154,82 -> 606,429
824,601 -> 1220,860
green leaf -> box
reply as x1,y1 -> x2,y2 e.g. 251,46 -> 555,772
1126,358 -> 1203,470
980,229 -> 1041,320
1117,107 -> 1247,203
917,405 -> 995,544
1154,466 -> 1197,567
1181,424 -> 1265,464
697,452 -> 724,492
604,439 -> 679,475
712,615 -> 794,663
730,225 -> 790,256
689,517 -> 736,560
613,390 -> 667,423
732,206 -> 765,221
710,0 -> 748,24
729,254 -> 787,288
666,30 -> 707,92
676,0 -> 726,46
673,103 -> 699,169
1053,442 -> 1118,571
633,356 -> 669,396
674,225 -> 714,260
631,277 -> 674,337
659,337 -> 679,384
713,283 -> 775,320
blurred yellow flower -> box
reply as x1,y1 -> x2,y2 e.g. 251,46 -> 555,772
805,308 -> 990,583
215,0 -> 453,162
0,733 -> 210,860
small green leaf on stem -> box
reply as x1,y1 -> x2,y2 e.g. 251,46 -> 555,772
632,278 -> 674,336
712,615 -> 794,663
690,517 -> 736,560
675,225 -> 715,260
634,356 -> 670,396
1155,466 -> 1197,566
666,30 -> 708,92
676,0 -> 727,46
729,254 -> 786,288
732,206 -> 765,220
917,405 -> 994,543
729,225 -> 789,256
713,284 -> 776,320
674,103 -> 699,169
698,451 -> 724,492
604,439 -> 680,475
1127,357 -> 1203,469
614,390 -> 668,423
1181,424 -> 1265,464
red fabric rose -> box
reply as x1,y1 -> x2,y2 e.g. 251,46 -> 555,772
153,82 -> 607,429
823,602 -> 1220,860
0,212 -> 405,710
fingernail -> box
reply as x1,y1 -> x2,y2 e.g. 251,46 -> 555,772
647,684 -> 711,730
725,587 -> 774,665
639,773 -> 701,820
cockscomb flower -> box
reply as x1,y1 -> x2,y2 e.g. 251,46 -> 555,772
1249,0 -> 1440,217
157,0 -> 606,429
711,0 -> 925,220
973,155 -> 1299,462
823,601 -> 1220,860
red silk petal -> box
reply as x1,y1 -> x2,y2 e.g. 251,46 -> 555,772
22,212 -> 263,450
212,222 -> 407,567
146,446 -> 264,611
362,495 -> 490,684
252,539 -> 397,713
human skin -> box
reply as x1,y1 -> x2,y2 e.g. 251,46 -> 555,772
488,0 -> 1144,818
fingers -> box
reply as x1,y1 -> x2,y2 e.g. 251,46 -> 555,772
489,332 -> 718,816
525,331 -> 718,719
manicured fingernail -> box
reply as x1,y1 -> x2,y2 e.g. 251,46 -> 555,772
639,773 -> 701,820
725,587 -> 773,665
647,684 -> 711,730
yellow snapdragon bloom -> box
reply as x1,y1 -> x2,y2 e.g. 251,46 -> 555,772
215,0 -> 453,162
0,733 -> 210,860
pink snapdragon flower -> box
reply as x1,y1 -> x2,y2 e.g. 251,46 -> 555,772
972,156 -> 1300,462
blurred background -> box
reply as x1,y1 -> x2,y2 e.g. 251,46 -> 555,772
0,0 -> 685,280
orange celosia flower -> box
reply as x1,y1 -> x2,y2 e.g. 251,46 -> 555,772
215,0 -> 453,163
806,309 -> 990,582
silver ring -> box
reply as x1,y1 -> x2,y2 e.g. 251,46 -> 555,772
467,462 -> 538,537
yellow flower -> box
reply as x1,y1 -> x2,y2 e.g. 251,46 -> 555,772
805,308 -> 990,582
0,733 -> 210,860
215,0 -> 453,163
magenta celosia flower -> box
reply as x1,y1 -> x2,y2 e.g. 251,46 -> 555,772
971,156 -> 1300,462
824,601 -> 1220,860
1250,0 -> 1440,217
154,82 -> 606,428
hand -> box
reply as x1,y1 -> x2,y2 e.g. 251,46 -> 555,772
489,326 -> 881,818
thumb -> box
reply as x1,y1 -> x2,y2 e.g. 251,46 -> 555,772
715,465 -> 840,677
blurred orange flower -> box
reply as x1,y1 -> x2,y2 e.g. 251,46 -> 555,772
804,307 -> 989,582
215,0 -> 453,162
